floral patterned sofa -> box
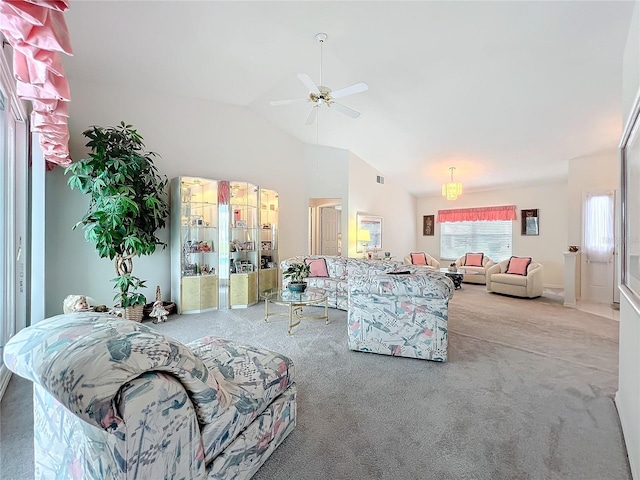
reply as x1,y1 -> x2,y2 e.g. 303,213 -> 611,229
281,256 -> 455,361
3,312 -> 296,480
280,256 -> 403,310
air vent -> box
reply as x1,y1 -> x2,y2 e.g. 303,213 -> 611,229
376,175 -> 384,184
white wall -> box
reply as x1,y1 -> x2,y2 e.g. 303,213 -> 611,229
347,152 -> 416,259
617,2 -> 640,478
46,81 -> 309,316
567,150 -> 619,299
304,144 -> 350,255
416,182 -> 568,287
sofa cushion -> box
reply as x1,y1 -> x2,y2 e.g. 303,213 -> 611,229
506,256 -> 532,275
410,252 -> 427,265
491,272 -> 528,287
190,338 -> 294,464
3,313 -> 224,429
305,257 -> 329,277
465,253 -> 484,266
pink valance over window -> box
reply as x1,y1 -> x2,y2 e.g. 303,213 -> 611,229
437,205 -> 517,223
0,0 -> 73,166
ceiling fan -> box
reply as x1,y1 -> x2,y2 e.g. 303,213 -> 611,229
270,33 -> 368,125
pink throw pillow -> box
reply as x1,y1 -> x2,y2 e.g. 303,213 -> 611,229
305,258 -> 329,277
465,253 -> 484,267
506,256 -> 532,275
410,253 -> 428,265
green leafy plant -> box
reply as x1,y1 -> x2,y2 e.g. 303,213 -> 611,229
283,262 -> 311,284
65,122 -> 169,308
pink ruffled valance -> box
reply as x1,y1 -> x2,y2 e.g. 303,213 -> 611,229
0,0 -> 73,166
437,205 -> 517,223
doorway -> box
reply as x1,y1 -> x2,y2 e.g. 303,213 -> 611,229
308,198 -> 342,256
582,190 -> 616,304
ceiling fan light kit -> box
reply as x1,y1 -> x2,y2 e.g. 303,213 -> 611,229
270,32 -> 368,125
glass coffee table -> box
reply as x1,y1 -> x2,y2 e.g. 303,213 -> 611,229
262,288 -> 329,335
439,268 -> 478,289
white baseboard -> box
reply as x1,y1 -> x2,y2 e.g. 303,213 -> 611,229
615,391 -> 639,480
544,283 -> 563,289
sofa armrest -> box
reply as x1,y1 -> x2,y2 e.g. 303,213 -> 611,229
487,263 -> 501,277
486,263 -> 501,291
116,372 -> 206,479
526,264 -> 544,296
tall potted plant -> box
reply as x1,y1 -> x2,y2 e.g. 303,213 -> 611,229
65,122 -> 170,320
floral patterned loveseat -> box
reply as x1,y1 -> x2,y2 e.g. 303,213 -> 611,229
3,312 -> 296,479
281,256 -> 455,361
281,256 -> 405,310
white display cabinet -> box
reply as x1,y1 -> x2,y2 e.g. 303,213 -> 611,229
171,177 -> 277,311
171,177 -> 219,313
259,188 -> 279,294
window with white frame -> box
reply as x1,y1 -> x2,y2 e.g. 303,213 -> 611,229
440,220 -> 513,262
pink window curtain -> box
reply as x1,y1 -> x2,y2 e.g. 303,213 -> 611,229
0,0 -> 73,166
437,205 -> 517,223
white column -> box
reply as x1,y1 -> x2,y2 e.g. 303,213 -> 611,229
563,251 -> 579,306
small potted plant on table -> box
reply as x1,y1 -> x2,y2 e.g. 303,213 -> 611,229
283,262 -> 311,292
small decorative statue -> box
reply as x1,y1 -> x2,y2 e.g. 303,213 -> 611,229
149,300 -> 169,324
448,262 -> 458,272
63,294 -> 91,314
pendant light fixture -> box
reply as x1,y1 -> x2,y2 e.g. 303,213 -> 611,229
442,167 -> 463,201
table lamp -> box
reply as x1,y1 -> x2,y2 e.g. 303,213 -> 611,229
359,229 -> 371,256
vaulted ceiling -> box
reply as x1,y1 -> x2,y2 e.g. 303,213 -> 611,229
62,1 -> 635,196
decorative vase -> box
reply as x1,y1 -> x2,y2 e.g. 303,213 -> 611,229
288,282 -> 307,293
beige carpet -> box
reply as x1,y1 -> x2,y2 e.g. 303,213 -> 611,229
449,285 -> 619,380
0,285 -> 629,480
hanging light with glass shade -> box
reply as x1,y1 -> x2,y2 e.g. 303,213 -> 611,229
442,166 -> 463,200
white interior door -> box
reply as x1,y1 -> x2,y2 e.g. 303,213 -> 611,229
582,190 -> 615,304
320,207 -> 340,255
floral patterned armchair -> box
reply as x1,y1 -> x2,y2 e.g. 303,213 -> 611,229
3,312 -> 296,479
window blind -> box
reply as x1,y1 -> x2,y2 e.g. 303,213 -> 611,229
440,220 -> 513,262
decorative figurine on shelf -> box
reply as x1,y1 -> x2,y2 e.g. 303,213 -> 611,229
149,300 -> 169,324
199,241 -> 212,252
448,263 -> 458,272
63,294 -> 91,314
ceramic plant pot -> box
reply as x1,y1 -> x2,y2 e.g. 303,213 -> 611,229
288,282 -> 307,293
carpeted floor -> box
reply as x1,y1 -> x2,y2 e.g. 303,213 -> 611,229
0,285 -> 631,479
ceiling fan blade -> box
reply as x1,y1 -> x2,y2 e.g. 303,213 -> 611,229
331,82 -> 368,100
332,102 -> 361,119
305,106 -> 318,125
297,73 -> 320,94
270,98 -> 307,106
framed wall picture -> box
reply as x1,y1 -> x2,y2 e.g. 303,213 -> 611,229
521,209 -> 539,235
356,213 -> 383,252
423,215 -> 435,236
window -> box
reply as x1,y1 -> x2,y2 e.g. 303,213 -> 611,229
440,220 -> 512,262
0,48 -> 28,399
584,192 -> 614,263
